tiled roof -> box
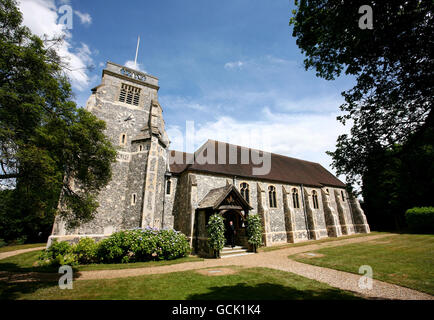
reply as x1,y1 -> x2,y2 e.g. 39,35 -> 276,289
168,140 -> 345,188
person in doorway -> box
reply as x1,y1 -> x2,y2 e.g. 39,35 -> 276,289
228,220 -> 236,248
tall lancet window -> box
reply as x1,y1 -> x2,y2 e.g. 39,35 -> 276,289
240,182 -> 250,203
268,185 -> 277,208
292,188 -> 300,208
312,190 -> 319,209
166,179 -> 171,195
119,83 -> 141,106
341,190 -> 346,202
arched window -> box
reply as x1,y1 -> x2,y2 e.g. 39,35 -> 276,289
268,185 -> 277,208
131,193 -> 137,205
341,190 -> 346,202
166,179 -> 171,195
292,188 -> 300,208
240,182 -> 250,203
312,190 -> 319,209
139,145 -> 143,152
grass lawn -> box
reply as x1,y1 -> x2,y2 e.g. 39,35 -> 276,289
259,231 -> 386,253
290,233 -> 434,295
0,250 -> 203,273
0,267 -> 361,300
0,243 -> 45,253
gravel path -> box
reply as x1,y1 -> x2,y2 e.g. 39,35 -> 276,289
0,247 -> 45,261
1,234 -> 432,300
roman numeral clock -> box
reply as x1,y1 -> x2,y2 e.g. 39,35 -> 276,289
117,111 -> 136,128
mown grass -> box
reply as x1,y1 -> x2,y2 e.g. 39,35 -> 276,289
290,233 -> 434,295
0,243 -> 45,253
258,231 -> 386,252
0,250 -> 203,273
0,267 -> 361,300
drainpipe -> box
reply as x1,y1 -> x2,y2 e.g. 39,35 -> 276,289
300,184 -> 311,240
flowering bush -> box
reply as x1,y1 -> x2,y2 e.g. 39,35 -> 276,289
246,214 -> 263,252
97,228 -> 190,263
206,214 -> 225,258
38,228 -> 191,266
156,229 -> 191,260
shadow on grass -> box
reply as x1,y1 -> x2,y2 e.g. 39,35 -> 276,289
187,283 -> 361,300
0,262 -> 57,274
0,280 -> 58,300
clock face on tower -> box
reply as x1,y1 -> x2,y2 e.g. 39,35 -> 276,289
117,111 -> 136,128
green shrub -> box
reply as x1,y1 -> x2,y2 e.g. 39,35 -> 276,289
8,236 -> 27,245
96,232 -> 128,263
74,238 -> 98,264
38,239 -> 77,267
0,239 -> 5,248
405,207 -> 434,233
206,214 -> 225,258
47,240 -> 72,258
246,214 -> 263,252
39,229 -> 191,266
156,229 -> 191,260
97,228 -> 190,264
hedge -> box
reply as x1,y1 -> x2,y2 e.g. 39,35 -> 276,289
405,207 -> 434,233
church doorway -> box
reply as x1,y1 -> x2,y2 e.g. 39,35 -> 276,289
222,210 -> 246,247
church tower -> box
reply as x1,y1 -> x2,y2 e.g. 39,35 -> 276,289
50,62 -> 169,240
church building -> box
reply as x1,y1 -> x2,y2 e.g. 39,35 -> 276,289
49,62 -> 370,256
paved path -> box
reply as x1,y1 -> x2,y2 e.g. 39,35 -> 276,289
0,247 -> 45,261
1,234 -> 432,300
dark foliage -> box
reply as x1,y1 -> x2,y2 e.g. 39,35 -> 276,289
290,0 -> 433,230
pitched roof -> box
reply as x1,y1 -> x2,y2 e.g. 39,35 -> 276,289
168,140 -> 345,188
198,184 -> 253,210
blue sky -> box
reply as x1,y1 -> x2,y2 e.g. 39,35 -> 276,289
18,0 -> 356,177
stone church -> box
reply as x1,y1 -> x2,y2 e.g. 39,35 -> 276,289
49,62 -> 370,256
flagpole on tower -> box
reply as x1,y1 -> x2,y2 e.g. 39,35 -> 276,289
134,36 -> 140,70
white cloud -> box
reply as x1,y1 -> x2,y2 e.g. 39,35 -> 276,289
224,61 -> 244,70
124,60 -> 146,73
18,0 -> 94,91
160,96 -> 208,112
224,55 -> 295,71
74,10 -> 92,25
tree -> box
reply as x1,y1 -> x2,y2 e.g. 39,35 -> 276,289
290,1 -> 433,229
0,0 -> 116,241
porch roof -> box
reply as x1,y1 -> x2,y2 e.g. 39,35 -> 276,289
198,184 -> 253,211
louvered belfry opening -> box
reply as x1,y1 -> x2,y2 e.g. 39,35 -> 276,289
119,83 -> 141,106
